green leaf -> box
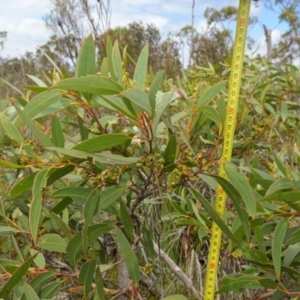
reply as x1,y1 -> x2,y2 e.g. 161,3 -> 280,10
37,233 -> 68,253
271,151 -> 287,176
40,281 -> 63,299
216,96 -> 226,124
161,295 -> 188,300
78,260 -> 97,297
0,159 -> 25,169
52,75 -> 122,95
120,89 -> 152,114
98,185 -> 127,210
95,267 -> 105,299
263,191 -> 300,203
281,102 -> 288,122
212,175 -> 250,240
202,106 -> 221,127
13,103 -> 54,147
51,116 -> 64,147
76,34 -> 95,77
77,115 -> 88,141
149,70 -> 165,115
164,135 -> 178,166
265,178 -> 293,196
67,224 -> 112,266
217,274 -> 276,294
1,115 -> 24,144
47,147 -> 140,164
47,165 -> 75,186
100,57 -> 109,77
26,74 -> 47,87
50,197 -> 73,214
83,189 -> 100,253
133,43 -> 149,90
284,242 -> 300,266
47,212 -> 73,240
24,86 -> 48,94
114,228 -> 140,285
112,40 -> 124,86
152,91 -> 173,134
52,187 -> 91,204
30,168 -> 48,245
23,282 -> 40,300
14,90 -> 63,129
94,94 -> 137,120
0,253 -> 37,299
30,272 -> 55,293
10,172 -> 38,198
73,134 -> 131,152
0,226 -> 19,234
225,163 -> 256,218
119,200 -> 134,242
189,187 -> 243,249
105,34 -> 117,80
273,218 -> 288,279
29,249 -> 45,269
197,81 -> 226,109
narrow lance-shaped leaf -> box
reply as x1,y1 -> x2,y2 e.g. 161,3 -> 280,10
0,115 -> 23,144
82,189 -> 100,253
272,218 -> 288,279
30,168 -> 48,245
120,89 -> 152,114
98,185 -> 127,210
133,43 -> 149,90
197,81 -> 226,109
40,281 -> 63,299
95,266 -> 105,299
0,159 -> 26,169
52,75 -> 123,95
119,199 -> 134,242
0,253 -> 38,299
73,133 -> 131,153
265,178 -> 293,196
78,260 -> 97,297
47,147 -> 140,164
51,115 -> 64,147
67,224 -> 112,266
225,163 -> 256,218
114,228 -> 140,285
13,103 -> 54,147
106,34 -> 117,80
188,187 -> 244,249
112,40 -> 124,86
14,90 -> 63,129
76,34 -> 95,77
10,172 -> 38,198
37,233 -> 68,253
23,282 -> 40,300
149,70 -> 165,115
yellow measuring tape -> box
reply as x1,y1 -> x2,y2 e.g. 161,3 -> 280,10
203,1 -> 251,299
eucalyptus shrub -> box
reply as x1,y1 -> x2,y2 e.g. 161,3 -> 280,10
1,35 -> 300,300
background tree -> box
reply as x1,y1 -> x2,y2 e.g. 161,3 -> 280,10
263,0 -> 300,64
44,0 -> 111,65
0,31 -> 7,50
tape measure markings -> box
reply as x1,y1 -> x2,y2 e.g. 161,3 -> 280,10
203,1 -> 251,299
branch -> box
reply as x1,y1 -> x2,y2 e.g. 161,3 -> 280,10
153,242 -> 201,299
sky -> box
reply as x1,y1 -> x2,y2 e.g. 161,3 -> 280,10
0,0 -> 288,61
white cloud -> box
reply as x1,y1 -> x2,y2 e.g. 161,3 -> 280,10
0,0 -> 287,64
0,0 -> 52,57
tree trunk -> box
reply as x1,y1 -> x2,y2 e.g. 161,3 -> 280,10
263,24 -> 272,61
